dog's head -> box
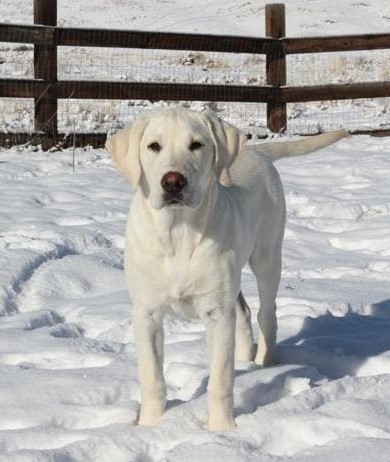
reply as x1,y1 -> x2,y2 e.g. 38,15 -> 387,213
106,108 -> 246,210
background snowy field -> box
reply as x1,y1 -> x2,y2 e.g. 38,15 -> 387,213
0,0 -> 389,134
1,1 -> 390,461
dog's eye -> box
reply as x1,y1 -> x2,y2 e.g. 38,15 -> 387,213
148,142 -> 162,152
189,141 -> 203,151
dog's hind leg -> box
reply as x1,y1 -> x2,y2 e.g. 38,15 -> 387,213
235,291 -> 254,361
249,244 -> 282,367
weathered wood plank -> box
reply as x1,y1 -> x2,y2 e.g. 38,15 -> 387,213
284,34 -> 390,54
0,24 -> 55,45
266,4 -> 287,133
34,0 -> 58,148
0,79 -> 48,98
57,27 -> 274,54
0,131 -> 107,148
0,132 -> 45,147
2,79 -> 389,105
58,80 -> 274,103
281,81 -> 390,102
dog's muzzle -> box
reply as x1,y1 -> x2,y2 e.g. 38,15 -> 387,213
161,171 -> 188,205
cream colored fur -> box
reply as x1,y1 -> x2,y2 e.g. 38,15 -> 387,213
106,108 -> 347,431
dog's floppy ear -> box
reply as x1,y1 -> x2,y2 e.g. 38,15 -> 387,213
206,114 -> 247,186
106,117 -> 149,188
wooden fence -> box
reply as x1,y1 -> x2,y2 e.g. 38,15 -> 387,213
0,1 -> 390,149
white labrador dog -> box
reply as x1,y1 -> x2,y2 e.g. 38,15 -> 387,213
106,108 -> 347,431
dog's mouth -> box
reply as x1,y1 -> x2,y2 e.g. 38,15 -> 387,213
160,189 -> 200,209
164,192 -> 185,206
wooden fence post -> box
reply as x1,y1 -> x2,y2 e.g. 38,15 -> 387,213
265,4 -> 287,133
34,0 -> 57,149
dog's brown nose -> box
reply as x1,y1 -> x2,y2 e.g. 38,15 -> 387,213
161,171 -> 187,194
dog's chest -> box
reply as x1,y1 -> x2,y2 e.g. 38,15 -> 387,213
127,210 -> 236,317
131,240 -> 223,318
158,252 -> 212,317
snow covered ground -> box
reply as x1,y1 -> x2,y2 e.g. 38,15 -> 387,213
2,0 -> 390,36
0,1 -> 390,461
0,134 -> 390,461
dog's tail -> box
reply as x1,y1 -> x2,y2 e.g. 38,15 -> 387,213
255,129 -> 349,162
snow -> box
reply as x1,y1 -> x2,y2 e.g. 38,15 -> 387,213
1,135 -> 390,461
3,0 -> 390,36
1,1 -> 390,461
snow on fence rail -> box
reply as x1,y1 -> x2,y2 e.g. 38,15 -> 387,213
0,1 -> 389,149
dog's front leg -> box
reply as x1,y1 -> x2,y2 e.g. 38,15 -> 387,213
133,307 -> 166,426
205,309 -> 236,431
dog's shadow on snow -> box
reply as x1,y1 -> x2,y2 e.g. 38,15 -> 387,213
278,299 -> 390,379
236,300 -> 390,417
167,300 -> 390,416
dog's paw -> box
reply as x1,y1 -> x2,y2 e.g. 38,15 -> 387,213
254,338 -> 277,367
207,398 -> 236,431
138,399 -> 165,426
254,349 -> 277,367
138,415 -> 161,426
208,417 -> 237,432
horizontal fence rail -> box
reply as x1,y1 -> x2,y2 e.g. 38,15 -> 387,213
0,1 -> 389,149
284,34 -> 390,54
0,79 -> 276,102
2,79 -> 389,104
0,23 -> 277,53
2,24 -> 390,54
